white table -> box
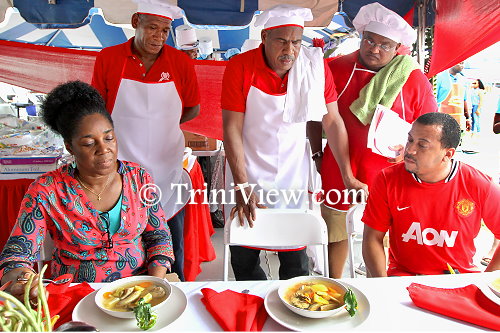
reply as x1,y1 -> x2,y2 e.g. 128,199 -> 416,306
89,272 -> 498,331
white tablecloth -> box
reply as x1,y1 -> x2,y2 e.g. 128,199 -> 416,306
89,272 -> 498,331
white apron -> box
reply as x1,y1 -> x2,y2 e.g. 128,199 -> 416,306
111,76 -> 191,220
224,86 -> 310,219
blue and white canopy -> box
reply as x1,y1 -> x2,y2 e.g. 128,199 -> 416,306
0,7 -> 134,50
0,6 -> 353,53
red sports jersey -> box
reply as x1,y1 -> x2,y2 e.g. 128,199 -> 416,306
221,44 -> 337,112
321,51 -> 437,210
363,161 -> 500,276
92,38 -> 200,113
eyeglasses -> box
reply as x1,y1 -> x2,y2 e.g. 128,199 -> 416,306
99,212 -> 113,249
362,38 -> 396,52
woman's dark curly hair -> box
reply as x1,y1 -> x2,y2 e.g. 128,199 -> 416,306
41,80 -> 113,143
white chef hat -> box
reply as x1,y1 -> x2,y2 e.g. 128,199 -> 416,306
353,2 -> 416,46
241,39 -> 261,53
254,4 -> 313,30
198,37 -> 213,55
176,25 -> 199,50
133,0 -> 183,21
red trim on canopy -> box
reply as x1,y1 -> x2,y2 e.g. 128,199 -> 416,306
426,0 -> 500,78
0,40 -> 96,93
0,41 -> 224,140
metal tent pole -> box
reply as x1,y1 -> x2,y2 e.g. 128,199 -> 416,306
416,0 -> 428,69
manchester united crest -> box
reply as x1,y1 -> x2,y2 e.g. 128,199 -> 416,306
455,199 -> 475,217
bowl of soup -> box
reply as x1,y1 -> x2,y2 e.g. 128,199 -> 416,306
489,277 -> 500,298
278,276 -> 348,319
95,276 -> 171,319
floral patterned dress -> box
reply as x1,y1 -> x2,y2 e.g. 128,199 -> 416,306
0,160 -> 174,282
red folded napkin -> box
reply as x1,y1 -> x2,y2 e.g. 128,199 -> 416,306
407,283 -> 500,330
44,274 -> 95,329
201,288 -> 268,331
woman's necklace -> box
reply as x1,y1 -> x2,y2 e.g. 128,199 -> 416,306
76,173 -> 113,201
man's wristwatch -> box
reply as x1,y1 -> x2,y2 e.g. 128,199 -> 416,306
312,151 -> 323,160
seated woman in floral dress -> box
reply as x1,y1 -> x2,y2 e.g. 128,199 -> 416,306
0,81 -> 174,303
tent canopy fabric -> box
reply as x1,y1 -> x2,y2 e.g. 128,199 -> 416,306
0,6 -> 352,52
426,0 -> 500,78
0,40 -> 224,140
2,0 -> 339,27
0,8 -> 135,50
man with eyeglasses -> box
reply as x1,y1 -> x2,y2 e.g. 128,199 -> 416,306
310,2 -> 437,278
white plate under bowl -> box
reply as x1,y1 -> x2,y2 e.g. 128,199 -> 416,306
72,285 -> 187,331
488,277 -> 500,298
265,282 -> 370,331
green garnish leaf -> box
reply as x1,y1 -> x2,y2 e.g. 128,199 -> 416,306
133,298 -> 158,330
344,288 -> 358,317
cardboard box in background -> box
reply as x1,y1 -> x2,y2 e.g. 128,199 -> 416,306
182,131 -> 218,151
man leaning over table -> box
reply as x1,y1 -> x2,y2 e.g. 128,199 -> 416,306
362,113 -> 500,277
222,4 -> 365,280
309,2 -> 437,278
91,0 -> 200,281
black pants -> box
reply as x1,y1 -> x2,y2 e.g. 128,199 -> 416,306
230,245 -> 309,280
167,209 -> 185,281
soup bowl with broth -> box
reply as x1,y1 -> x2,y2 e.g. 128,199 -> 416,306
95,276 -> 171,319
278,276 -> 348,319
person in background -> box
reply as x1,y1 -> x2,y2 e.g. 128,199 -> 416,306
436,62 -> 471,133
362,113 -> 500,276
481,95 -> 500,267
224,48 -> 240,60
198,37 -> 214,60
494,96 -> 500,134
0,81 -> 174,304
91,0 -> 200,281
311,2 -> 437,278
176,24 -> 199,60
469,78 -> 485,135
222,4 -> 364,280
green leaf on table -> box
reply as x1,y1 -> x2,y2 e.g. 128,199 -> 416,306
344,288 -> 358,317
133,298 -> 158,330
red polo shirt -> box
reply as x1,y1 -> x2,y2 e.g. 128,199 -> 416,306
92,38 -> 200,113
221,45 -> 337,112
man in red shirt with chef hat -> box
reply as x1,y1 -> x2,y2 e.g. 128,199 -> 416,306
314,2 -> 437,278
222,4 -> 365,280
92,0 -> 200,281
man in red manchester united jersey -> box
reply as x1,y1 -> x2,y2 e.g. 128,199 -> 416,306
362,113 -> 500,276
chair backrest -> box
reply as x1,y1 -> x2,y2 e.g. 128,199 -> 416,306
223,208 -> 329,280
346,203 -> 366,278
37,232 -> 54,273
346,203 -> 366,235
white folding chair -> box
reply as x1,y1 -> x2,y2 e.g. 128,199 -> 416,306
223,208 -> 329,281
346,204 -> 366,278
37,232 -> 54,273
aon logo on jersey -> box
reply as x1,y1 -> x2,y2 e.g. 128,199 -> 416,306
402,222 -> 458,247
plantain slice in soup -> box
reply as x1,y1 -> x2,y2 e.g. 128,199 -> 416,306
103,282 -> 168,312
286,282 -> 344,311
